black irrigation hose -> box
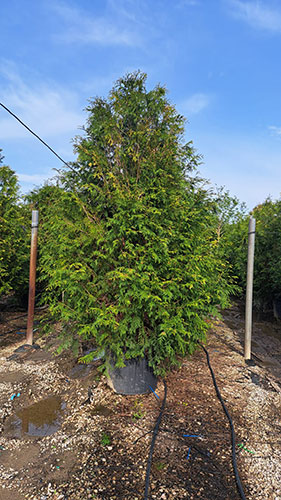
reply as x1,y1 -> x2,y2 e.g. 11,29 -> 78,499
199,342 -> 247,500
144,379 -> 167,500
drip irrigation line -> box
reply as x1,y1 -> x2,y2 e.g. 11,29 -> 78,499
0,102 -> 75,171
199,342 -> 247,500
0,326 -> 26,336
144,379 -> 167,500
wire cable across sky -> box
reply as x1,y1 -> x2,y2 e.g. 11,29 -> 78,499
0,102 -> 71,169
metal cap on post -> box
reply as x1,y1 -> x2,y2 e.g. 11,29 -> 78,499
244,216 -> 256,360
26,210 -> 39,345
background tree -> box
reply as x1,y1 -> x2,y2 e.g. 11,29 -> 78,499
24,183 -> 65,303
220,195 -> 281,313
0,160 -> 30,301
211,187 -> 248,295
249,198 -> 281,311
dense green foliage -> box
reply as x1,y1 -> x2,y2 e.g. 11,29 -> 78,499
0,157 -> 30,300
38,73 -> 236,374
252,199 -> 281,308
211,188 -> 248,294
223,197 -> 281,311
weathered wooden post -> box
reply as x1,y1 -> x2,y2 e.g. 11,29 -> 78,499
244,216 -> 256,360
26,210 -> 39,345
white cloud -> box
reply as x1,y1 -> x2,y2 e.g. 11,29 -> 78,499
52,2 -> 142,46
0,61 -> 84,140
181,93 -> 210,115
268,125 -> 281,137
227,0 -> 281,32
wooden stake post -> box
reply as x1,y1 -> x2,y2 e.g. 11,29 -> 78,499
26,210 -> 39,345
244,216 -> 256,360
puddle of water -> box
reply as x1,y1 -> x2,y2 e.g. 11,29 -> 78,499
90,404 -> 113,417
5,396 -> 65,438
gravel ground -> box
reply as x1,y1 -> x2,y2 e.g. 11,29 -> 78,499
0,303 -> 280,500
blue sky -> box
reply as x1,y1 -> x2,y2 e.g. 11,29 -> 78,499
1,0 -> 281,210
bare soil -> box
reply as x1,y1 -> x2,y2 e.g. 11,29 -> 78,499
0,303 -> 280,500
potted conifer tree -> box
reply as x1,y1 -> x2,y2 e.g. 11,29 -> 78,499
40,72 -> 234,394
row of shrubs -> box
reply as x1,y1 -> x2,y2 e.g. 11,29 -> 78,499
1,73 -> 280,374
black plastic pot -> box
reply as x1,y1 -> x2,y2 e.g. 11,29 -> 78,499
108,355 -> 157,395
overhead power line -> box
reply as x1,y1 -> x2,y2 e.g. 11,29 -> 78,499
0,102 -> 72,169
